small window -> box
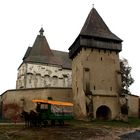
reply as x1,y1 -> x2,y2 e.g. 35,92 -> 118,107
63,74 -> 68,78
94,86 -> 96,90
53,76 -> 58,78
101,57 -> 102,61
85,68 -> 89,71
77,87 -> 78,93
83,68 -> 90,92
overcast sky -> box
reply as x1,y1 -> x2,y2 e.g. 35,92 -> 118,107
0,0 -> 140,95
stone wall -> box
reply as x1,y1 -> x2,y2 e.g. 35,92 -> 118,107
127,94 -> 139,117
72,48 -> 122,120
16,63 -> 72,89
93,95 -> 120,119
1,88 -> 72,121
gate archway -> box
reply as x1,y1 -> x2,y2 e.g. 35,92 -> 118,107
96,105 -> 111,120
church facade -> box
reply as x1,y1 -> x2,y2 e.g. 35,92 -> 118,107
0,7 -> 139,121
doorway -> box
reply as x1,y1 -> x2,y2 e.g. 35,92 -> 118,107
96,105 -> 111,120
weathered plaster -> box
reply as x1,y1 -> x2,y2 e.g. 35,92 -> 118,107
16,63 -> 72,89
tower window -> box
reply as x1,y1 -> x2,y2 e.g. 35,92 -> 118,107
101,57 -> 102,61
77,87 -> 78,93
85,68 -> 89,71
83,68 -> 90,92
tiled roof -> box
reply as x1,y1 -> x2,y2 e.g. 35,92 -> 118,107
80,7 -> 122,41
52,50 -> 71,69
69,7 -> 122,59
23,29 -> 71,69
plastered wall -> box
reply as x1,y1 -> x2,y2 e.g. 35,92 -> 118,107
16,63 -> 72,89
72,48 -> 122,119
1,88 -> 72,121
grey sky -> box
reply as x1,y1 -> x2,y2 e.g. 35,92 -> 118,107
0,0 -> 139,95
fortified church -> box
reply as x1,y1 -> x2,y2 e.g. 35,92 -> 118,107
0,7 -> 139,121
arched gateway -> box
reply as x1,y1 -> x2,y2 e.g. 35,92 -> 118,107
96,105 -> 111,120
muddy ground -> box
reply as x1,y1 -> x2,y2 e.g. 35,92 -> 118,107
0,121 -> 139,140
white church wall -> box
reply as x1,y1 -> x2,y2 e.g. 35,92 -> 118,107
16,63 -> 26,89
16,63 -> 72,89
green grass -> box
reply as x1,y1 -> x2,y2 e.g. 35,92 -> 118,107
0,118 -> 140,140
1,117 -> 140,128
69,117 -> 140,128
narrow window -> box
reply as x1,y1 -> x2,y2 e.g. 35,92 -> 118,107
77,87 -> 78,93
101,57 -> 102,61
83,68 -> 90,93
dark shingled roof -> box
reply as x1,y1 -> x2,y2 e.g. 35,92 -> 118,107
52,50 -> 71,69
69,7 -> 122,59
80,7 -> 122,41
23,28 -> 71,69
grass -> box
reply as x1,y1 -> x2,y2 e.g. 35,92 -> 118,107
69,117 -> 140,128
0,117 -> 140,128
0,118 -> 140,140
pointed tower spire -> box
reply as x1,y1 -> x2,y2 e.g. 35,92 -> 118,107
69,7 -> 122,59
23,28 -> 54,63
80,7 -> 122,41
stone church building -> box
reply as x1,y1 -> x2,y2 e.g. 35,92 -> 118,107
0,7 -> 139,121
16,28 -> 72,89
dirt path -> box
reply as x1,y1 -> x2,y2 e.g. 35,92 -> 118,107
0,123 -> 139,140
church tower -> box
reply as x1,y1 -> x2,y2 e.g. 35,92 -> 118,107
69,7 -> 122,120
